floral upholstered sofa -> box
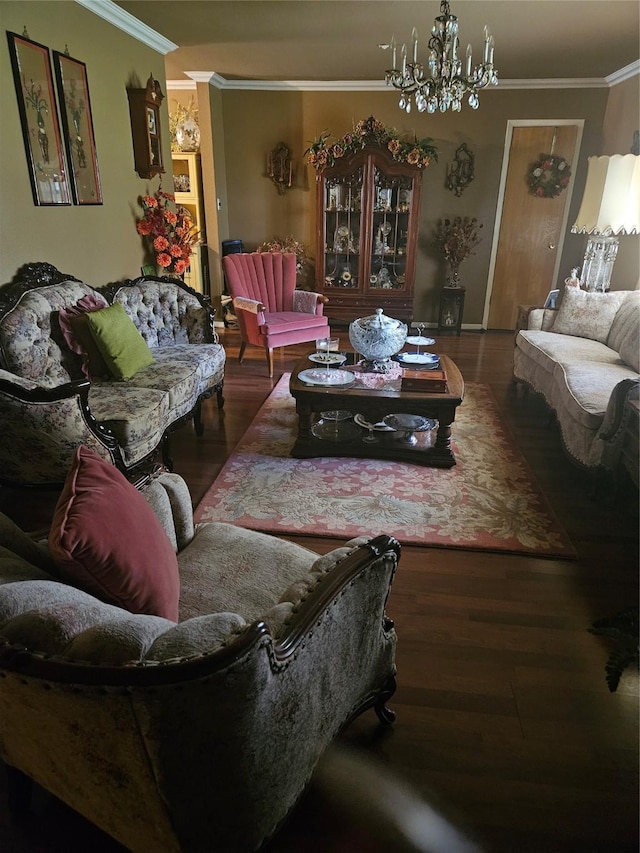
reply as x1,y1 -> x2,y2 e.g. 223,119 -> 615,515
0,262 -> 225,486
513,287 -> 639,479
0,455 -> 400,853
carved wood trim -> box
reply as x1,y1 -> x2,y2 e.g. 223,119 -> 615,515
0,536 -> 399,687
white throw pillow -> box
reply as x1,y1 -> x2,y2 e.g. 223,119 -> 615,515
552,287 -> 627,344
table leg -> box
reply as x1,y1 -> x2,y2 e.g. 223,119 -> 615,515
296,400 -> 313,441
433,418 -> 456,466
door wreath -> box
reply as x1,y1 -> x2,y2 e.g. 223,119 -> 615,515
526,153 -> 571,198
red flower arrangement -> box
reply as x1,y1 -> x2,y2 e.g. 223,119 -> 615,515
136,187 -> 199,276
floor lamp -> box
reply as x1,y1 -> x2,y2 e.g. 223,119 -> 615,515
571,154 -> 640,292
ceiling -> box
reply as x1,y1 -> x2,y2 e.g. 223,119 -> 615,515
114,1 -> 640,85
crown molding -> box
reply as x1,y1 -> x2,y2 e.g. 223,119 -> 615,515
606,60 -> 640,85
170,75 -> 617,92
74,0 -> 178,54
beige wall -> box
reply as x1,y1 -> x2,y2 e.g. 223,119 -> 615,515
0,1 -> 172,286
601,74 -> 640,290
219,87 -> 614,323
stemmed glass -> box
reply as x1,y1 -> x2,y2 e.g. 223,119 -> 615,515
362,419 -> 378,444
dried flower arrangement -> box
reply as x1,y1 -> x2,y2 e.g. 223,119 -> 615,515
258,236 -> 308,269
434,216 -> 483,287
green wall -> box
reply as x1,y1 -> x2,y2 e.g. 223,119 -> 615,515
0,1 -> 172,286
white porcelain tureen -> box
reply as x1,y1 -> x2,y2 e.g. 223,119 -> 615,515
349,308 -> 408,372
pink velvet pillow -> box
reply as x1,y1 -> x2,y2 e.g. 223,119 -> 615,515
48,447 -> 180,621
59,294 -> 110,379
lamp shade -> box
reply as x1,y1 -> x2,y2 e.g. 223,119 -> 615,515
571,154 -> 640,236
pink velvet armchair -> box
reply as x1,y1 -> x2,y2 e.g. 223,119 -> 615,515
222,252 -> 329,377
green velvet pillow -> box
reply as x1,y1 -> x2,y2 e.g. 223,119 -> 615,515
85,302 -> 154,380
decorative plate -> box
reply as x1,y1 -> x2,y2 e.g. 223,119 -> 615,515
380,222 -> 392,236
383,413 -> 436,432
354,413 -> 396,432
395,352 -> 440,366
308,353 -> 347,365
336,224 -> 349,237
298,368 -> 356,386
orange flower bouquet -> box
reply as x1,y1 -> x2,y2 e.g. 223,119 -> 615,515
136,188 -> 199,277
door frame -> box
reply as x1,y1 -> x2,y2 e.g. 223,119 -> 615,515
482,119 -> 584,329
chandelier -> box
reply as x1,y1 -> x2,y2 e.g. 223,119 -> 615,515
379,0 -> 498,114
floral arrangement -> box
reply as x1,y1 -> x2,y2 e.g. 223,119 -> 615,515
169,97 -> 199,153
527,153 -> 571,199
136,187 -> 199,276
258,235 -> 308,268
434,216 -> 483,286
305,115 -> 437,172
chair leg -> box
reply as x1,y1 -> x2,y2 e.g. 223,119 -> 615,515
238,341 -> 247,365
266,347 -> 274,378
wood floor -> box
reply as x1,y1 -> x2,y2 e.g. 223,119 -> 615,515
1,329 -> 638,852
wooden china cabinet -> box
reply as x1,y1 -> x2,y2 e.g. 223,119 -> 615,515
315,144 -> 423,323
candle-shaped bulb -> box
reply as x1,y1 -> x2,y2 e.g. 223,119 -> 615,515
412,27 -> 418,62
483,26 -> 490,62
401,42 -> 407,75
466,43 -> 472,76
391,34 -> 397,68
488,35 -> 494,65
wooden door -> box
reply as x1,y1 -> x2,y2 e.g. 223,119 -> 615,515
486,124 -> 581,330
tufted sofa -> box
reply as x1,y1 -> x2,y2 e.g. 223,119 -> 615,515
0,262 -> 225,485
0,469 -> 399,853
513,287 -> 639,479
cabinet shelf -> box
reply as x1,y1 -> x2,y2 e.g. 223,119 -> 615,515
171,152 -> 206,293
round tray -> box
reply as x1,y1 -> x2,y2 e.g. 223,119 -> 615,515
405,335 -> 436,347
312,419 -> 362,441
308,353 -> 347,366
298,368 -> 356,386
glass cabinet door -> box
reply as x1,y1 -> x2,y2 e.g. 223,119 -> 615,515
321,166 -> 364,292
315,144 -> 423,323
368,165 -> 414,296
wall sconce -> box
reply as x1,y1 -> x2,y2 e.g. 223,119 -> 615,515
267,142 -> 294,194
445,142 -> 475,196
571,153 -> 640,292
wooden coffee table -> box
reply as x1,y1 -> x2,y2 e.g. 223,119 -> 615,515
289,352 -> 464,467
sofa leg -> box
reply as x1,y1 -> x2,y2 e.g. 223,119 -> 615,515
216,383 -> 225,410
5,765 -> 32,818
373,674 -> 397,726
238,342 -> 246,365
161,436 -> 174,471
193,401 -> 204,436
266,347 -> 274,378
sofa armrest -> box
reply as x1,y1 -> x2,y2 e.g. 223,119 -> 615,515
0,370 -> 121,486
596,378 -> 640,472
521,307 -> 557,331
233,296 -> 265,315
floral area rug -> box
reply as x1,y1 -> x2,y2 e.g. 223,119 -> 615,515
195,375 -> 576,558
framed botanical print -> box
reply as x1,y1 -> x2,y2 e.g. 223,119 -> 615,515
53,51 -> 102,205
6,31 -> 71,206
